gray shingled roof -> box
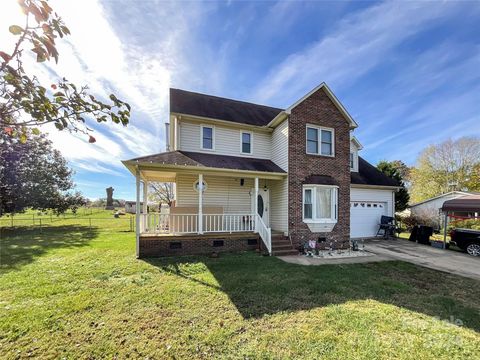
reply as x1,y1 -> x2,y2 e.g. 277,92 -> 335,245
128,151 -> 287,174
170,88 -> 283,127
351,157 -> 399,187
128,153 -> 397,187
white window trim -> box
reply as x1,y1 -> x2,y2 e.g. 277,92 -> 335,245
350,149 -> 359,172
200,124 -> 215,151
302,184 -> 338,223
306,124 -> 335,157
239,130 -> 253,155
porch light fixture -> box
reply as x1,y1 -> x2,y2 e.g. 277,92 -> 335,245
193,180 -> 208,193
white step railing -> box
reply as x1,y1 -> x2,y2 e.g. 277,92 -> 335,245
139,213 -> 256,235
256,214 -> 272,255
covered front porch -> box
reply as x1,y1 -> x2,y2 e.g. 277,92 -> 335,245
122,151 -> 288,257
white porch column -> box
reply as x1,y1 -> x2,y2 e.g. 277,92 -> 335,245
135,167 -> 140,258
142,180 -> 148,214
254,177 -> 259,232
198,173 -> 203,234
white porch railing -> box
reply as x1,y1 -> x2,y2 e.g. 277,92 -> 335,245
140,213 -> 256,234
139,213 -> 272,255
256,214 -> 272,255
140,213 -> 198,234
203,214 -> 255,233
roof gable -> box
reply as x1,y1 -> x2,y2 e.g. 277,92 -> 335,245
285,83 -> 358,129
170,88 -> 283,127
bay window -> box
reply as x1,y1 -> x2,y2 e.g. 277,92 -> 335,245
302,185 -> 338,222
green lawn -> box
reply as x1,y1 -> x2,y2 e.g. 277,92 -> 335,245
1,211 -> 479,359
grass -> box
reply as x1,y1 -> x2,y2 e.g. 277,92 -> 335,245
1,210 -> 479,359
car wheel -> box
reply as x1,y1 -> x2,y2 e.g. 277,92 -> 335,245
466,243 -> 480,256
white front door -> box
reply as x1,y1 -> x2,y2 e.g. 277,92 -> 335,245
253,189 -> 270,227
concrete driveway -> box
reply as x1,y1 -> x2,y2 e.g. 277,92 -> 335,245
366,238 -> 480,281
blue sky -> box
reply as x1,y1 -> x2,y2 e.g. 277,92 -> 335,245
3,1 -> 480,200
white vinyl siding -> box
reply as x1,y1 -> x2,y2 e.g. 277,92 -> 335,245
268,177 -> 288,233
271,119 -> 288,171
179,120 -> 271,159
176,174 -> 254,214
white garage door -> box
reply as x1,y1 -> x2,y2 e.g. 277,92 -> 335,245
350,201 -> 387,238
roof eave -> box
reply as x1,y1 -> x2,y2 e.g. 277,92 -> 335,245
350,183 -> 401,190
122,160 -> 287,180
171,112 -> 274,131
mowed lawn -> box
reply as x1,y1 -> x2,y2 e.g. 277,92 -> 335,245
1,212 -> 480,359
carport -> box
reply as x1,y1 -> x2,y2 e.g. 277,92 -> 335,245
441,194 -> 480,246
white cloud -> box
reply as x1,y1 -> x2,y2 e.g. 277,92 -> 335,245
252,1 -> 465,106
1,0 -> 207,179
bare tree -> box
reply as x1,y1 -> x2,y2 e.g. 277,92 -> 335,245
149,182 -> 174,210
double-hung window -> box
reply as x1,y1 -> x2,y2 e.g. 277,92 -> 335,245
350,152 -> 354,169
302,185 -> 338,222
241,131 -> 252,154
306,125 -> 334,156
201,125 -> 214,150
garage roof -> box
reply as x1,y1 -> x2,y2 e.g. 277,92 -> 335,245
351,157 -> 400,187
441,195 -> 480,212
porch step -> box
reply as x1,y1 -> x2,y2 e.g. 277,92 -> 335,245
272,249 -> 298,256
272,244 -> 295,251
270,234 -> 297,256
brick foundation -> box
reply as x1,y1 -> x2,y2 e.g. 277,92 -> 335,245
139,233 -> 260,257
288,87 -> 351,249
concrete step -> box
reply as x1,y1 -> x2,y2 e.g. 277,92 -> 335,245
272,249 -> 298,256
272,244 -> 295,251
272,241 -> 292,247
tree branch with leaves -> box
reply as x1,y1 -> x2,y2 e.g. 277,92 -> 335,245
0,0 -> 130,142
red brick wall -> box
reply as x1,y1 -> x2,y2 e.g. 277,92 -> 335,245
139,235 -> 260,257
288,88 -> 351,249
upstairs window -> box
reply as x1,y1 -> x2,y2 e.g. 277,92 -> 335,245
350,152 -> 354,169
241,131 -> 252,154
306,125 -> 334,156
201,125 -> 214,150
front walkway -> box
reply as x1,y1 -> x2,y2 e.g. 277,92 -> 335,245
279,238 -> 480,281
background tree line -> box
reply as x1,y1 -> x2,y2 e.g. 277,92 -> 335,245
377,136 -> 480,210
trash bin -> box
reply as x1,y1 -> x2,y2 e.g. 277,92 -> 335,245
408,226 -> 418,242
417,225 -> 433,245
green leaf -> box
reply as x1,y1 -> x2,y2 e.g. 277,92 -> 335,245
9,25 -> 23,35
32,128 -> 41,135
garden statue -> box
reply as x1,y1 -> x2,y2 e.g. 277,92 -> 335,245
105,187 -> 115,210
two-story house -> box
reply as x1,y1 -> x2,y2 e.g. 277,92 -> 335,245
122,83 -> 399,257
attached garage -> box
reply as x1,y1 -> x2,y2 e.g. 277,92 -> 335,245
350,188 -> 395,238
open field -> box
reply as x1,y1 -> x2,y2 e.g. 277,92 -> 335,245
1,210 -> 479,359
